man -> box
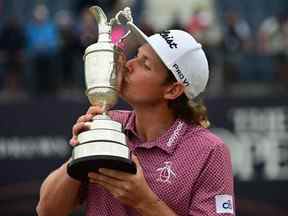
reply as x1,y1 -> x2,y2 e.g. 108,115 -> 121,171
37,29 -> 235,216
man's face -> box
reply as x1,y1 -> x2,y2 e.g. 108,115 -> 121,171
119,43 -> 170,106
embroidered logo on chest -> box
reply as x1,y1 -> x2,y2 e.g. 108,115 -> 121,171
156,161 -> 176,183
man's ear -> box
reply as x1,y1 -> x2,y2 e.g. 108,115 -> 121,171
164,82 -> 185,100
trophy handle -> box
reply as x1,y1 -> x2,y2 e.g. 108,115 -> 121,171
89,6 -> 108,27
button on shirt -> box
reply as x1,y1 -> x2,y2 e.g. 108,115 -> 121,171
85,110 -> 235,216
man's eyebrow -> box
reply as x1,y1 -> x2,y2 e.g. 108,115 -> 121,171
137,48 -> 150,61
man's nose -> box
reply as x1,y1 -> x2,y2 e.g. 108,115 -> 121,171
125,57 -> 136,72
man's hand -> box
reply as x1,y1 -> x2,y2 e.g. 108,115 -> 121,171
69,106 -> 104,146
88,154 -> 159,209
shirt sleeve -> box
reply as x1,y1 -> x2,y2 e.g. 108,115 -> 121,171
189,142 -> 235,216
108,110 -> 131,125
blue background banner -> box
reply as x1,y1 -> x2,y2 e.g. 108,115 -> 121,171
0,97 -> 287,215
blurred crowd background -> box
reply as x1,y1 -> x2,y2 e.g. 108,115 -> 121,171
0,0 -> 288,215
0,0 -> 287,101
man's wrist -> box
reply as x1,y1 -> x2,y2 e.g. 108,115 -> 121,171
136,196 -> 161,211
135,196 -> 162,215
135,195 -> 177,216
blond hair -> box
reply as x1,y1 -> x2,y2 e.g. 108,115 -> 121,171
165,70 -> 210,128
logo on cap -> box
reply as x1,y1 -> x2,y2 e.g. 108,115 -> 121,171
159,30 -> 178,49
172,64 -> 190,86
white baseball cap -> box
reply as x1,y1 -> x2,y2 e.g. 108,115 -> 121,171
123,25 -> 209,99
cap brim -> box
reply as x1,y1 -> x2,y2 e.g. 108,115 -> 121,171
127,22 -> 149,45
120,22 -> 149,54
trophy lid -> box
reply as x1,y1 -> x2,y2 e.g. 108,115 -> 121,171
89,6 -> 113,42
114,7 -> 149,52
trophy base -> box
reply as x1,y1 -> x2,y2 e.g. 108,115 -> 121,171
67,155 -> 137,181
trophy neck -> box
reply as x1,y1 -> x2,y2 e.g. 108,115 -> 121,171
84,6 -> 122,111
98,27 -> 112,42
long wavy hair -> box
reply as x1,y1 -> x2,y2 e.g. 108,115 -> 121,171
164,69 -> 210,128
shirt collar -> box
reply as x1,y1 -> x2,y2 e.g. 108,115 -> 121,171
123,111 -> 138,136
123,111 -> 188,154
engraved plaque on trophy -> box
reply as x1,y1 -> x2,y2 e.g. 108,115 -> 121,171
67,6 -> 136,181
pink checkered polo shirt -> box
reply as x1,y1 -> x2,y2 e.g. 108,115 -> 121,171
85,110 -> 235,216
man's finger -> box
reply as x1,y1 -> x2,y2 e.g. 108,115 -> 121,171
93,180 -> 123,199
88,172 -> 122,184
69,136 -> 79,146
76,113 -> 93,123
86,106 -> 104,115
131,154 -> 142,172
98,168 -> 132,180
72,122 -> 89,136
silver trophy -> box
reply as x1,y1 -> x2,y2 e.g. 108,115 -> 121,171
67,6 -> 137,181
